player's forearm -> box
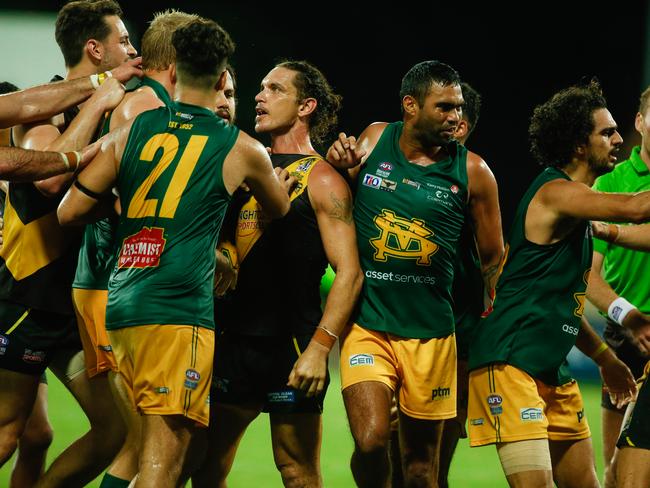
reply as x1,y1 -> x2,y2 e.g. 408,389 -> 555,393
575,317 -> 609,365
0,147 -> 72,181
586,268 -> 619,314
0,77 -> 95,129
318,266 -> 363,339
611,223 -> 650,251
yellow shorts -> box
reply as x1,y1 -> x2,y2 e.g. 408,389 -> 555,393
72,288 -> 116,377
468,364 -> 590,447
340,323 -> 456,420
108,324 -> 214,427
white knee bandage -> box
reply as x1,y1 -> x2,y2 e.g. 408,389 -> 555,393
497,439 -> 552,475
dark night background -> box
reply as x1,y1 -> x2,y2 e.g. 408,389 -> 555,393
3,1 -> 649,231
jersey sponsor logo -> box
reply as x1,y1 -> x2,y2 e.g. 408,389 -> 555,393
520,407 -> 543,422
154,386 -> 169,394
118,227 -> 166,269
349,353 -> 374,366
562,324 -> 579,336
0,335 -> 8,346
470,418 -> 484,426
267,390 -> 297,403
363,174 -> 382,189
370,210 -> 438,265
487,394 -> 503,415
450,184 -> 459,194
99,345 -> 113,352
364,269 -> 437,285
577,408 -> 585,423
184,368 -> 201,390
379,162 -> 393,172
380,179 -> 397,192
175,111 -> 194,121
22,349 -> 45,364
432,386 -> 451,400
402,178 -> 421,190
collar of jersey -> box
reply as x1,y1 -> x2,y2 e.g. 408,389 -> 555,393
629,146 -> 649,175
172,100 -> 217,119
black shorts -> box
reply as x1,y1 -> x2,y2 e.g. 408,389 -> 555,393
618,368 -> 650,450
0,299 -> 81,375
601,320 -> 649,412
211,331 -> 329,414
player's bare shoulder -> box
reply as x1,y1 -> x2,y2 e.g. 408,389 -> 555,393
110,87 -> 164,130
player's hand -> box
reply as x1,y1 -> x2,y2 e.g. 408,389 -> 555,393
275,167 -> 297,196
214,260 -> 238,296
326,132 -> 366,169
110,57 -> 143,84
77,139 -> 103,171
598,351 -> 637,409
623,309 -> 650,355
92,77 -> 125,112
591,221 -> 609,240
287,341 -> 329,398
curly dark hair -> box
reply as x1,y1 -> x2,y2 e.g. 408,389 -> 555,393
400,60 -> 461,110
460,81 -> 481,136
172,19 -> 235,89
55,0 -> 123,67
529,80 -> 607,168
276,60 -> 342,146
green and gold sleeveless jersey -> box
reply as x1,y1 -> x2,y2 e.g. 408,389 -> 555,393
73,77 -> 173,290
468,167 -> 592,385
353,122 -> 469,339
105,100 -> 238,330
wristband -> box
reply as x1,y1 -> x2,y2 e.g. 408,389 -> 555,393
89,71 -> 112,89
591,342 -> 609,360
608,224 -> 620,243
59,151 -> 80,172
608,297 -> 636,326
311,326 -> 337,351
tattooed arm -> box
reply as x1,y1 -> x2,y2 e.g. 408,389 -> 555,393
467,151 -> 505,302
287,160 -> 363,397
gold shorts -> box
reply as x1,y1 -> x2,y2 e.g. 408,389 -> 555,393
340,323 -> 456,420
468,364 -> 590,447
72,288 -> 116,377
108,324 -> 214,427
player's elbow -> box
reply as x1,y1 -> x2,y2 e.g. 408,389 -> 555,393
57,200 -> 83,226
34,178 -> 68,198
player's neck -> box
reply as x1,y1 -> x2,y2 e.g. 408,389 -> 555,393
399,131 -> 447,165
65,59 -> 101,81
174,85 -> 215,112
270,124 -> 317,155
145,69 -> 174,98
562,160 -> 597,186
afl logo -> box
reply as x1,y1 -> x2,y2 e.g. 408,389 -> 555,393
379,162 -> 393,171
487,394 -> 502,406
186,369 -> 201,381
450,184 -> 459,194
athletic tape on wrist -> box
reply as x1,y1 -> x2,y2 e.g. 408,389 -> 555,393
608,297 -> 636,326
591,342 -> 609,360
312,326 -> 337,350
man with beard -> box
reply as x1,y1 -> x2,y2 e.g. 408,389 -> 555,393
467,80 -> 643,488
327,60 -> 504,488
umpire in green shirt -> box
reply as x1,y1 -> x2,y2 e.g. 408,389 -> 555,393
588,85 -> 650,487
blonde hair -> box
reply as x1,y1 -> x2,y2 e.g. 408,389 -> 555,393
142,9 -> 199,71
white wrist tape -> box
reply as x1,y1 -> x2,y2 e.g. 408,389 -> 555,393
608,297 -> 636,326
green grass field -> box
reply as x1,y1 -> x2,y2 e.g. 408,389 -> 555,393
0,373 -> 606,487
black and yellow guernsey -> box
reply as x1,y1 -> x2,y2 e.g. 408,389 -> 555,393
353,121 -> 469,339
215,154 -> 328,337
73,77 -> 173,290
468,167 -> 592,386
0,97 -> 82,315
